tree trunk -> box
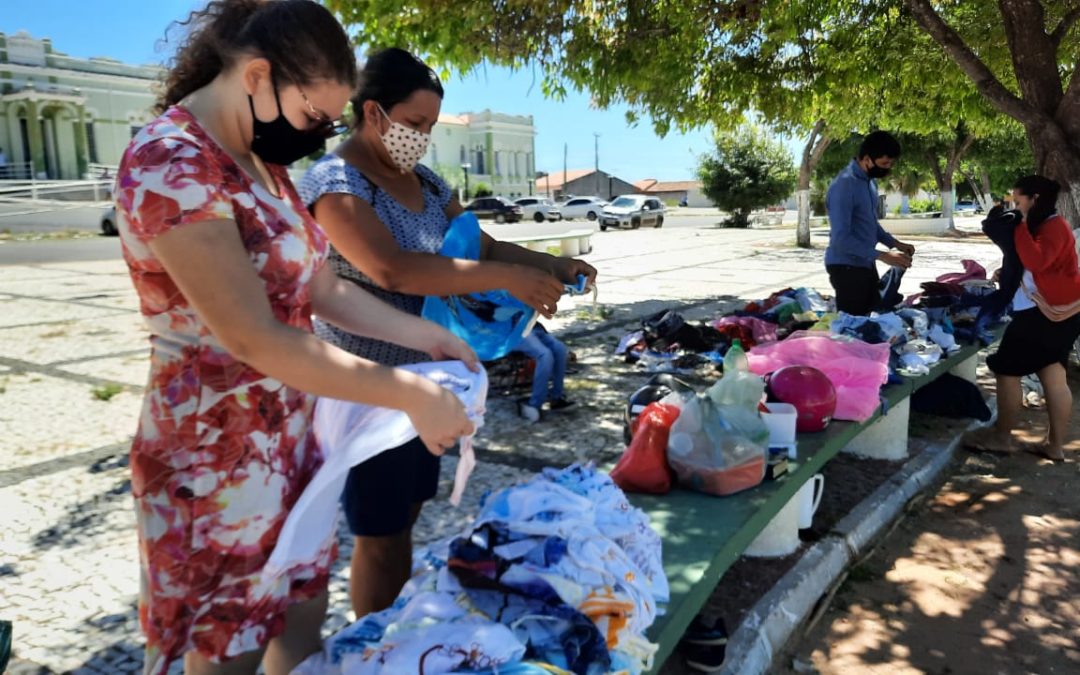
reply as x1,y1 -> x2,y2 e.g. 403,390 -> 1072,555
940,176 -> 955,229
979,167 -> 993,210
905,0 -> 1080,226
797,119 -> 830,248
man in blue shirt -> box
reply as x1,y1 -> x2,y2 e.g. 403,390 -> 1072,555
825,131 -> 915,315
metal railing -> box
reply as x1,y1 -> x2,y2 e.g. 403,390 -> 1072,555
0,161 -> 35,181
0,178 -> 113,203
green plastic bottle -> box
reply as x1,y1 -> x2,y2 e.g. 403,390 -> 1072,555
723,338 -> 749,373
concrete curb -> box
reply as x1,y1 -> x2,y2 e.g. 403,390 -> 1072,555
719,400 -> 997,675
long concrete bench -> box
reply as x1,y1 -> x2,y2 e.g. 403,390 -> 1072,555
500,228 -> 595,257
630,339 -> 990,672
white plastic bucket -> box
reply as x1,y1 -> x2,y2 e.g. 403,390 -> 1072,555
761,402 -> 798,458
744,493 -> 800,558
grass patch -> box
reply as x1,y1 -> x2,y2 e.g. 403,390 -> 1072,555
0,229 -> 98,242
575,304 -> 614,322
91,383 -> 125,401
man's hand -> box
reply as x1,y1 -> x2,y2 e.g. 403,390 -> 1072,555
879,250 -> 913,269
894,240 -> 916,256
550,257 -> 598,289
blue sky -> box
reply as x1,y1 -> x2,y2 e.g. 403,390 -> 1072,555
4,0 -> 719,182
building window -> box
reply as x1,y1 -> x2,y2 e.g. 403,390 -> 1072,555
431,144 -> 438,165
130,125 -> 143,139
85,122 -> 98,164
494,151 -> 501,177
460,145 -> 466,164
475,147 -> 485,175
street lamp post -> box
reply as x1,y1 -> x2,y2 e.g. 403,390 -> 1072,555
461,162 -> 472,201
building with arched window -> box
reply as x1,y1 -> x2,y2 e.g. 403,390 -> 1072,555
0,31 -> 159,179
424,110 -> 536,198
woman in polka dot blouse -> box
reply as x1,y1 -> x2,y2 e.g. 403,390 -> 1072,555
297,47 -> 597,619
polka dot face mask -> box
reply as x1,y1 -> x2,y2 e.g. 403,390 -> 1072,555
378,104 -> 431,173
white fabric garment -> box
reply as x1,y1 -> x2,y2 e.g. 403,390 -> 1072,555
1012,270 -> 1038,312
260,361 -> 487,587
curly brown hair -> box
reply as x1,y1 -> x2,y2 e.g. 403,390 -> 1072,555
156,0 -> 357,114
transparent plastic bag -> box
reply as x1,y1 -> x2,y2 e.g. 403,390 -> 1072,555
667,375 -> 769,496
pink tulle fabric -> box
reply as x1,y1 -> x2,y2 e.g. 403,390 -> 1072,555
748,331 -> 891,421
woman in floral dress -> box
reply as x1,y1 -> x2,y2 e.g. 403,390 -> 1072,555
114,2 -> 476,673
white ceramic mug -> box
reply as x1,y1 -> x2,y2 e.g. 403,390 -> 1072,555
798,473 -> 825,529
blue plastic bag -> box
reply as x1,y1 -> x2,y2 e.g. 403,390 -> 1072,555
421,212 -> 538,360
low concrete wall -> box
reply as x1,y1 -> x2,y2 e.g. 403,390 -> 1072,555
880,216 -> 951,235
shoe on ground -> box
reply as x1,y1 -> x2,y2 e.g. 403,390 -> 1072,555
517,399 -> 541,423
683,615 -> 728,646
682,641 -> 726,672
681,615 -> 727,672
547,397 -> 576,411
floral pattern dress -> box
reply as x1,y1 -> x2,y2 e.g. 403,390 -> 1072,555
115,106 -> 334,672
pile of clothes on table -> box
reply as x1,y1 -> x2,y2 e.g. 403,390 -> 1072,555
614,287 -> 834,376
296,465 -> 668,675
614,261 -> 1007,422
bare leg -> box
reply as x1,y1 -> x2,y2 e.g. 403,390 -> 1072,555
183,648 -> 263,675
963,373 -> 1022,453
348,503 -> 423,617
263,591 -> 329,675
1034,363 -> 1071,460
994,373 -> 1023,435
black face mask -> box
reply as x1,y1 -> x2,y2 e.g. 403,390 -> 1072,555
249,84 -> 326,165
866,162 -> 891,179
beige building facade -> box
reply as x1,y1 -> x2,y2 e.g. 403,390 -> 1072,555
0,31 -> 161,179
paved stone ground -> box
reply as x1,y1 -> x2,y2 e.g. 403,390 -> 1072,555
0,219 -> 1002,673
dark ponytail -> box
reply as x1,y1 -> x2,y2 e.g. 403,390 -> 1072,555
156,0 -> 357,114
1014,174 -> 1061,235
351,48 -> 444,127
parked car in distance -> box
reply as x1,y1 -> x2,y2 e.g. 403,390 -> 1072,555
464,196 -> 524,223
514,197 -> 562,222
954,200 -> 979,215
100,205 -> 118,236
599,195 -> 665,231
559,196 -> 608,221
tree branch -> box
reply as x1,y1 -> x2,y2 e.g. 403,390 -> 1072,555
904,0 -> 1035,124
1051,6 -> 1080,47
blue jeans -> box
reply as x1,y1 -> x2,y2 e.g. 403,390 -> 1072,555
516,329 -> 567,408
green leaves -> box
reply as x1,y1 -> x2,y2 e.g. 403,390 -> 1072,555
697,125 -> 796,224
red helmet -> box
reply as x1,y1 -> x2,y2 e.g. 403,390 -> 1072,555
766,366 -> 837,432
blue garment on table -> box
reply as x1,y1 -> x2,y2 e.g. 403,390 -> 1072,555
422,211 -> 538,360
825,160 -> 899,268
831,312 -> 907,345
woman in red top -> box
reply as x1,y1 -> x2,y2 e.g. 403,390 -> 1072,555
967,175 -> 1080,461
114,1 -> 476,672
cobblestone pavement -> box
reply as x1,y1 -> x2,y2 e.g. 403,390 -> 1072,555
0,222 -> 1002,673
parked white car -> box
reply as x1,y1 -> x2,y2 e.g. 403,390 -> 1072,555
954,200 -> 980,215
514,197 -> 563,223
559,196 -> 608,221
599,195 -> 665,231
